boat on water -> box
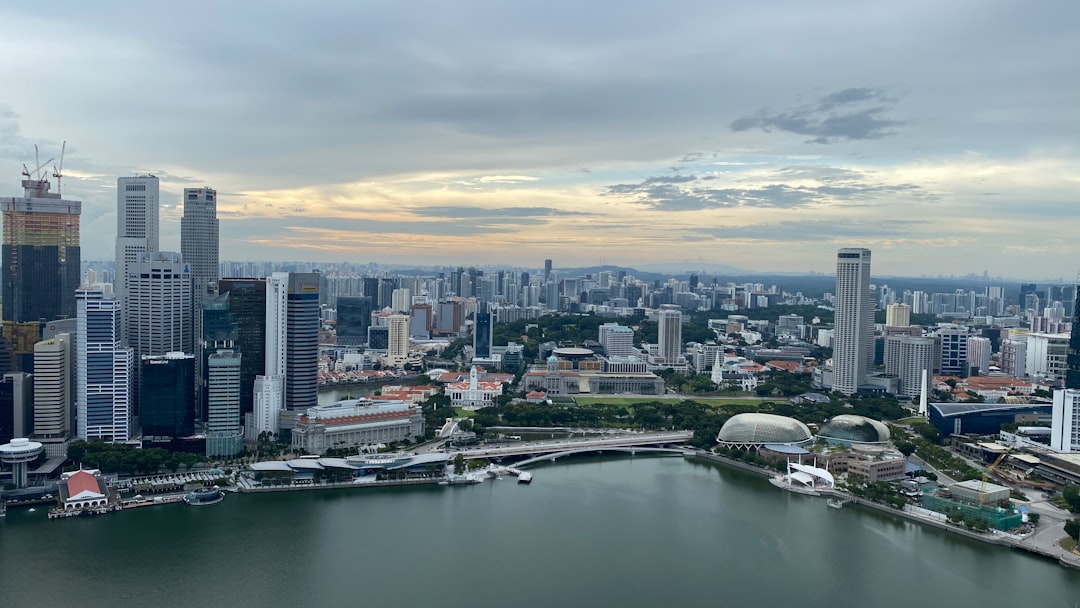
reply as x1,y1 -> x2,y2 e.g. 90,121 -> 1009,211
184,488 -> 224,506
517,472 -> 533,484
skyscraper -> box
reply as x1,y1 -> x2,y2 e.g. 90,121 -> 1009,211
387,314 -> 410,367
115,175 -> 159,330
834,248 -> 873,395
1066,274 -> 1080,390
181,186 -> 219,403
33,333 -> 73,455
885,303 -> 911,327
656,305 -> 684,366
336,296 -> 373,345
264,272 -> 319,411
473,302 -> 493,359
76,289 -> 133,442
218,278 -> 267,415
126,252 -> 192,359
139,352 -> 195,439
206,349 -> 243,457
2,170 -> 81,323
544,259 -> 552,282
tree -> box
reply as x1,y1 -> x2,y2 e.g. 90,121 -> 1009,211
1064,519 -> 1080,543
1063,484 -> 1080,513
453,453 -> 465,475
895,441 -> 916,457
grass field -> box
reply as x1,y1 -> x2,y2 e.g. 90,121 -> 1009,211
572,396 -> 764,407
894,416 -> 928,425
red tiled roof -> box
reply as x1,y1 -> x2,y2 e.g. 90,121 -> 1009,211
66,471 -> 101,497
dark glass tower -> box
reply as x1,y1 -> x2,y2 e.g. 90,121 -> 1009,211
1067,276 -> 1080,389
336,296 -> 373,345
140,353 -> 195,438
473,302 -> 493,358
217,278 -> 267,416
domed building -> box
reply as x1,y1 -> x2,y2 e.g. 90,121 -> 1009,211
715,413 -> 812,449
816,415 -> 891,445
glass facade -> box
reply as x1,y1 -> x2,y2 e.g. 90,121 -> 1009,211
218,279 -> 267,415
337,296 -> 373,345
716,413 -> 812,445
140,355 -> 195,438
817,415 -> 891,443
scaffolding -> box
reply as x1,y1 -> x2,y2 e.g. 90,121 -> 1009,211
920,494 -> 1023,531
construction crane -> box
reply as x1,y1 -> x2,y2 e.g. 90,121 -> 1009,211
20,144 -> 54,182
52,141 -> 66,195
979,446 -> 1012,505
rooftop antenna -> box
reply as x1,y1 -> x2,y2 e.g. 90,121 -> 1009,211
52,141 -> 66,195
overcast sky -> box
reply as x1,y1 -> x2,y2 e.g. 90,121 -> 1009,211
1,1 -> 1077,278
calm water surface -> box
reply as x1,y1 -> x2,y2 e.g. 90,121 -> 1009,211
1,457 -> 1075,607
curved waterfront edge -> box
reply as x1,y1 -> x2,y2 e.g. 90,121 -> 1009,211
685,450 -> 1080,572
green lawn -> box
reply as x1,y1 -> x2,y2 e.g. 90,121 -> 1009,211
894,416 -> 929,425
572,396 -> 764,408
451,408 -> 477,418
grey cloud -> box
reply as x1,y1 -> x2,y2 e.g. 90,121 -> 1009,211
731,88 -> 903,143
604,169 -> 923,211
415,206 -> 595,219
693,219 -> 927,242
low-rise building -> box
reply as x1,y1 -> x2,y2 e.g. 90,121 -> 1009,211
290,398 -> 424,455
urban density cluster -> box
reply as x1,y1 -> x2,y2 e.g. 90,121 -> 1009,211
1,159 -> 1080,565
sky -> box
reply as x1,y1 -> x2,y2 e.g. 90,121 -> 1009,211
0,1 -> 1077,278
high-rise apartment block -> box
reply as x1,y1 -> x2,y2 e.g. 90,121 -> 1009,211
833,248 -> 873,395
387,314 -> 410,367
599,323 -> 636,358
76,289 -> 133,442
656,305 -> 685,367
885,303 -> 910,327
2,172 -> 81,323
884,335 -> 938,399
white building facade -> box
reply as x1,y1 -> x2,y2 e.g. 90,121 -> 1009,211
76,289 -> 134,442
834,248 -> 873,394
1051,389 -> 1080,453
115,175 -> 159,333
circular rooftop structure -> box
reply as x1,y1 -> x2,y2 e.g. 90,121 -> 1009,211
0,437 -> 44,462
716,413 -> 812,447
817,415 -> 891,444
552,347 -> 595,359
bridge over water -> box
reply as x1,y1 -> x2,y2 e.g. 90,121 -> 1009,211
451,431 -> 694,462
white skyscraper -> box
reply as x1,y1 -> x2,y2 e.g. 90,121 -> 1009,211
599,323 -> 636,358
76,288 -> 134,442
656,305 -> 684,367
206,349 -> 243,457
33,333 -> 73,455
181,186 -> 220,404
967,336 -> 992,376
250,375 -> 283,440
834,248 -> 873,395
115,175 -> 160,333
387,314 -> 410,367
126,251 -> 192,359
1051,389 -> 1080,453
885,303 -> 911,327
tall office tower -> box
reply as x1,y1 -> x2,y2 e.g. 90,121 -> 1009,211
140,352 -> 195,439
391,288 -> 411,313
201,293 -> 237,420
336,296 -> 373,345
181,187 -> 220,408
264,272 -> 319,411
115,176 -> 160,330
250,375 -> 283,440
1066,275 -> 1080,389
543,259 -> 553,282
409,303 -> 432,340
1051,389 -> 1080,453
363,277 -> 380,303
833,248 -> 873,395
657,305 -> 684,365
884,335 -> 938,399
218,278 -> 267,415
0,372 -> 33,445
2,169 -> 81,323
599,323 -> 636,358
885,303 -> 911,327
967,336 -> 992,377
32,333 -> 73,455
386,314 -> 410,367
936,326 -> 969,377
473,302 -> 493,359
126,252 -> 192,359
76,289 -> 133,442
206,349 -> 243,457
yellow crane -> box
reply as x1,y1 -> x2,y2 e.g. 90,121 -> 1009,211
979,446 -> 1012,505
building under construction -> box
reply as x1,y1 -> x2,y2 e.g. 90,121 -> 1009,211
2,166 -> 81,324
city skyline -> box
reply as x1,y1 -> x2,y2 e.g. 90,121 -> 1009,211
1,3 -> 1078,277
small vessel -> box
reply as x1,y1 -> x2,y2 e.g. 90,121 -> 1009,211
517,472 -> 533,484
27,507 -> 35,513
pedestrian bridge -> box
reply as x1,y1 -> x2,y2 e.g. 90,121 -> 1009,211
453,431 -> 693,462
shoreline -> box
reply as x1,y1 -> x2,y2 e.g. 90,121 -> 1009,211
685,451 -> 1080,572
